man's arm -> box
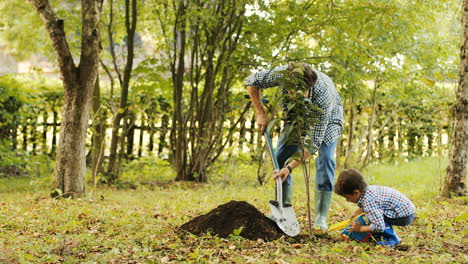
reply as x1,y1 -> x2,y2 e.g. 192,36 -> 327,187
274,150 -> 310,182
244,65 -> 287,132
246,85 -> 268,133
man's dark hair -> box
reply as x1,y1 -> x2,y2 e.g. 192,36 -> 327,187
287,63 -> 317,90
334,169 -> 368,196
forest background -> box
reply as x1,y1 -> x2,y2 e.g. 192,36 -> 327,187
0,0 -> 466,263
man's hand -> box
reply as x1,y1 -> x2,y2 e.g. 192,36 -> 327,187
256,113 -> 268,133
272,168 -> 289,183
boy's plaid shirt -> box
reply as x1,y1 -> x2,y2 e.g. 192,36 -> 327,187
245,65 -> 344,153
358,185 -> 416,232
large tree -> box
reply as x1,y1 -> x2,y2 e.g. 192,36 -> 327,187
442,0 -> 468,198
29,0 -> 102,198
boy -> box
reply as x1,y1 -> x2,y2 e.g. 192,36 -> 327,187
334,169 -> 416,246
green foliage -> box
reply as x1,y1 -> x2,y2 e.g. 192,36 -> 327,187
0,0 -> 84,60
229,226 -> 245,241
273,64 -> 322,155
0,75 -> 59,177
118,157 -> 174,186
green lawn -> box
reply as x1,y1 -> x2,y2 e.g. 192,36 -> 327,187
0,157 -> 466,263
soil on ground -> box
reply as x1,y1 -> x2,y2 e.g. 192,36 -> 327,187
180,200 -> 283,241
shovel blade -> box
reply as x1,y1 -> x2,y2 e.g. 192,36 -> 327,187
269,201 -> 300,237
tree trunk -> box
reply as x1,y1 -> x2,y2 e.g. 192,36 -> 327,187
361,81 -> 379,168
11,119 -> 17,150
344,100 -> 355,168
158,112 -> 169,158
31,115 -> 37,155
148,119 -> 155,154
22,122 -> 27,151
106,0 -> 137,181
238,116 -> 246,151
397,117 -> 404,156
387,114 -> 396,160
170,0 -> 189,181
138,113 -> 144,157
91,75 -> 106,181
42,112 -> 48,153
441,0 -> 468,197
126,111 -> 136,159
29,0 -> 102,198
50,110 -> 58,156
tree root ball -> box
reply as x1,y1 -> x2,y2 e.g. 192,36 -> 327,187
180,200 -> 283,241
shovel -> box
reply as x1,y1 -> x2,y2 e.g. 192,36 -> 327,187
328,213 -> 365,232
264,130 -> 301,237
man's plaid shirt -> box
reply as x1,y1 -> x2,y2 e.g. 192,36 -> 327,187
358,185 -> 416,232
245,65 -> 343,153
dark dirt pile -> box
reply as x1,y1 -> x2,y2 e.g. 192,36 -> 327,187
180,200 -> 283,241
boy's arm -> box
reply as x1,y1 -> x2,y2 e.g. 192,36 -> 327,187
361,200 -> 386,233
349,220 -> 372,233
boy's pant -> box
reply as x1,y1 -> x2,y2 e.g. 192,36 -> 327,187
343,214 -> 416,246
275,135 -> 338,204
384,213 -> 416,226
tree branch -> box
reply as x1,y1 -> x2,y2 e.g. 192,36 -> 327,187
79,0 -> 103,88
28,0 -> 77,85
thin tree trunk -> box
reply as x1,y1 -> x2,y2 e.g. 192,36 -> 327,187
42,112 -> 48,154
106,0 -> 137,181
22,122 -> 27,151
344,100 -> 355,168
31,115 -> 37,155
398,117 -> 404,156
442,0 -> 468,197
91,75 -> 106,181
158,113 -> 169,158
126,111 -> 136,159
171,0 -> 189,181
50,110 -> 58,156
148,119 -> 155,154
361,81 -> 379,168
11,119 -> 17,150
387,114 -> 396,160
138,113 -> 144,157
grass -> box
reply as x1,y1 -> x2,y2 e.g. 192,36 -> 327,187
0,156 -> 466,263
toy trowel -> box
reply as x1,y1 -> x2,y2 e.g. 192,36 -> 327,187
264,130 -> 301,237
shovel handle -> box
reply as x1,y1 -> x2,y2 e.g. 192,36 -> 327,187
264,130 -> 283,212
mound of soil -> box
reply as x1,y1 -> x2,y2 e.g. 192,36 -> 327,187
180,200 -> 283,241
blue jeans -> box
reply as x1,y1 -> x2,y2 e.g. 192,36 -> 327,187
384,213 -> 416,226
275,135 -> 338,203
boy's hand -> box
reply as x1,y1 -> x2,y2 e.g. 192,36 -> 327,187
348,220 -> 362,232
348,220 -> 372,233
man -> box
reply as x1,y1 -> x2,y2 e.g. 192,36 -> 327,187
245,63 -> 344,230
